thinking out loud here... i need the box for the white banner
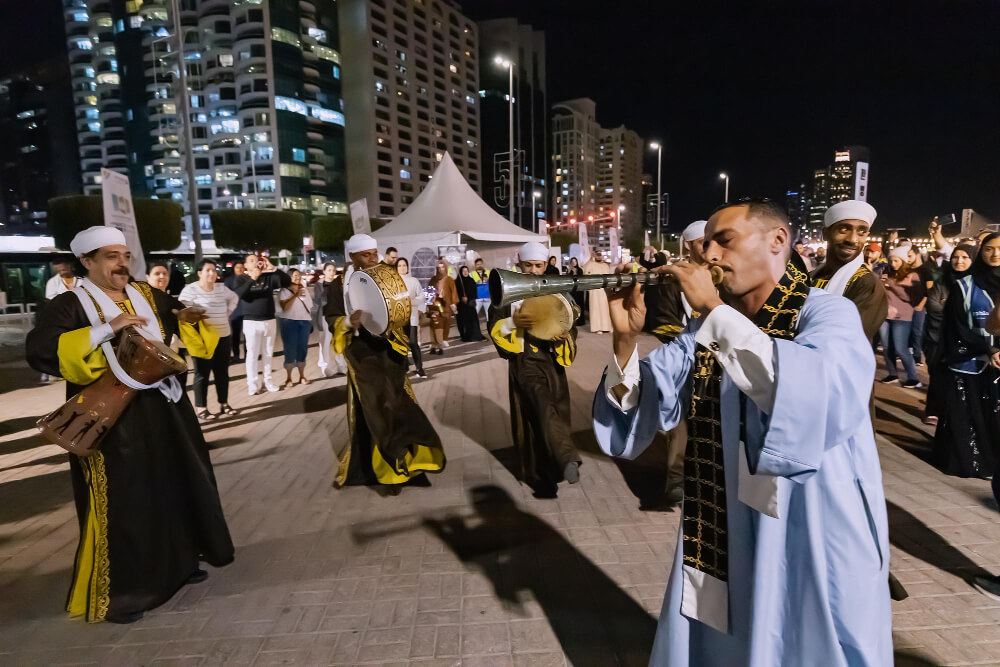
[100,168,145,277]
[608,226,621,264]
[854,161,869,201]
[350,198,371,234]
[577,222,591,263]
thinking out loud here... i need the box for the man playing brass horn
[488,241,582,497]
[329,233,445,493]
[26,226,234,624]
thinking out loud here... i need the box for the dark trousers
[408,324,424,373]
[230,315,243,360]
[193,335,231,408]
[909,309,926,364]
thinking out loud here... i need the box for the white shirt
[179,281,239,336]
[278,287,313,321]
[401,274,426,326]
[45,275,81,300]
[606,304,777,414]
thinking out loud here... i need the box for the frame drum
[347,263,412,335]
[518,293,579,340]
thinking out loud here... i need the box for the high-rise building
[63,0,348,241]
[597,125,642,238]
[0,66,81,235]
[807,167,829,234]
[551,98,598,228]
[829,144,870,204]
[339,0,481,220]
[784,184,807,236]
[477,17,546,232]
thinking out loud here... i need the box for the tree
[48,195,183,251]
[210,209,305,252]
[312,213,353,252]
[548,231,577,251]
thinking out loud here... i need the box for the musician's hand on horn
[109,312,149,334]
[173,306,207,324]
[608,279,645,369]
[656,261,724,315]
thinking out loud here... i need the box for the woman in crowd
[456,265,485,342]
[583,254,612,334]
[922,244,976,426]
[427,259,457,355]
[545,256,561,275]
[395,257,427,378]
[933,234,1000,480]
[179,259,240,419]
[567,256,586,326]
[277,268,314,387]
[880,246,923,388]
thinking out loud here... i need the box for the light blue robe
[593,288,892,666]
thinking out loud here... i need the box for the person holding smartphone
[230,252,291,395]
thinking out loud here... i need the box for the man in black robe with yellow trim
[25,226,234,624]
[488,241,580,497]
[329,234,444,495]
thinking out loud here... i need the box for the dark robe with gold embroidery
[488,303,580,495]
[25,282,234,623]
[328,317,445,487]
[812,264,887,344]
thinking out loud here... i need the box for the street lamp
[494,55,515,224]
[532,190,542,233]
[649,141,663,247]
[719,172,730,203]
[170,0,202,262]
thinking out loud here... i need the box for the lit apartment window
[292,147,306,162]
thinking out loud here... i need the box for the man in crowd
[313,260,347,377]
[864,241,889,276]
[223,262,245,362]
[811,200,887,343]
[794,240,814,271]
[488,241,581,497]
[329,234,444,494]
[230,253,291,395]
[907,243,935,365]
[45,255,81,300]
[26,226,233,624]
[593,200,891,664]
[471,256,491,317]
[384,246,398,267]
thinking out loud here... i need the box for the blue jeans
[881,319,917,382]
[279,318,312,368]
[909,309,926,364]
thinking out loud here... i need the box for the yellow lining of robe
[66,453,110,622]
[371,441,445,484]
[490,317,524,354]
[553,336,576,368]
[332,315,353,354]
[178,321,219,359]
[57,327,108,386]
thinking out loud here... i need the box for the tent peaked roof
[371,152,546,244]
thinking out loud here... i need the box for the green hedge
[48,195,183,252]
[312,213,353,252]
[210,209,305,252]
[548,231,576,251]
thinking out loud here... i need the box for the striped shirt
[179,281,239,336]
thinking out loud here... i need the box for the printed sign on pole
[100,168,146,277]
[350,198,371,234]
[577,222,591,263]
[608,226,621,264]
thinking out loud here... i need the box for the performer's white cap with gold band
[345,233,377,254]
[70,225,128,256]
[681,220,708,242]
[519,241,548,262]
[823,200,877,228]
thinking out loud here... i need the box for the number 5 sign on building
[101,168,146,277]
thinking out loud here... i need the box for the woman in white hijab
[583,253,612,334]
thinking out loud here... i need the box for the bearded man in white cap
[26,226,234,624]
[812,200,887,344]
[328,234,445,494]
[487,241,582,496]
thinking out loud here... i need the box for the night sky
[2,0,998,235]
[464,0,1000,234]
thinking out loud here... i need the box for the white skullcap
[345,234,377,254]
[681,220,708,242]
[889,246,910,261]
[70,225,127,256]
[518,241,548,262]
[824,200,877,228]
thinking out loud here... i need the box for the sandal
[197,409,215,420]
[219,404,238,416]
[298,377,311,385]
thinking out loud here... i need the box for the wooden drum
[347,262,412,336]
[518,294,580,341]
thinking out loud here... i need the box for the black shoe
[563,461,580,484]
[880,376,899,384]
[414,370,427,378]
[901,379,923,389]
[107,611,144,624]
[186,568,208,585]
[973,574,1000,602]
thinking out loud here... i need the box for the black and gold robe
[329,316,445,487]
[25,281,234,623]
[812,264,887,344]
[488,303,580,495]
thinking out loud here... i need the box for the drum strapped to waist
[347,262,412,336]
[37,326,187,457]
[517,294,580,341]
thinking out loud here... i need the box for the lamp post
[649,141,663,247]
[170,0,202,262]
[532,190,542,233]
[494,55,515,224]
[719,172,729,203]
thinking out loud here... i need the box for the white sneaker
[265,383,281,393]
[248,386,260,396]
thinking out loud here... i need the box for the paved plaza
[2,329,1000,666]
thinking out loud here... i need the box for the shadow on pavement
[422,484,656,667]
[0,452,67,473]
[0,415,47,436]
[0,469,73,525]
[887,500,992,583]
[199,385,347,434]
[893,649,941,666]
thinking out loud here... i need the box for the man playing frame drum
[26,226,234,624]
[329,234,445,493]
[488,241,582,497]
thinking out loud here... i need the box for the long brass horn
[488,265,724,308]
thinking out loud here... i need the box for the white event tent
[371,152,548,282]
